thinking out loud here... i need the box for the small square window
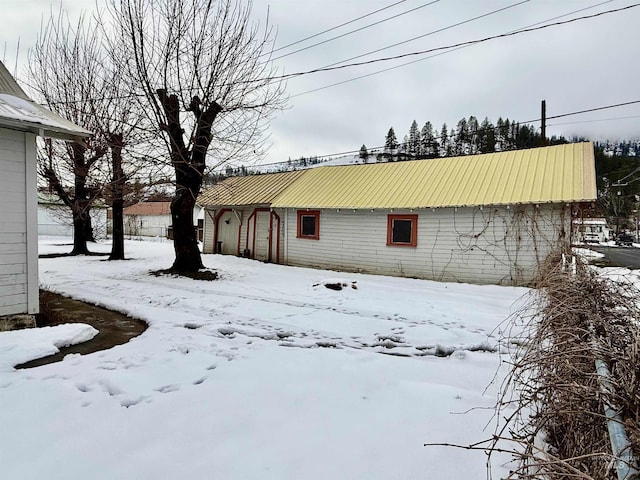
[387,214,418,247]
[297,210,320,240]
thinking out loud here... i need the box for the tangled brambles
[491,252,640,479]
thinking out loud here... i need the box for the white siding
[0,128,37,316]
[203,207,286,262]
[37,205,108,238]
[203,207,250,256]
[202,208,216,253]
[283,205,569,286]
[124,214,171,237]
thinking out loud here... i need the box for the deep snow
[0,237,530,479]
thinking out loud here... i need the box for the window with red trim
[297,210,320,240]
[387,214,418,247]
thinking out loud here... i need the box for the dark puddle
[15,290,147,369]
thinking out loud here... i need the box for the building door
[254,210,270,261]
[217,211,240,255]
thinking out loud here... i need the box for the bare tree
[30,12,108,255]
[30,9,151,259]
[108,0,286,273]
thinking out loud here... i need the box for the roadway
[590,245,640,269]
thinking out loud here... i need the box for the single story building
[0,61,90,321]
[199,142,596,286]
[123,201,204,239]
[123,201,172,237]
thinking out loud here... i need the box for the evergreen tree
[439,123,449,157]
[420,121,437,158]
[399,134,409,159]
[408,120,420,157]
[449,128,456,156]
[455,117,469,155]
[359,144,368,160]
[384,127,398,156]
[467,116,479,154]
[479,117,495,153]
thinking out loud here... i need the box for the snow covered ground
[0,237,529,480]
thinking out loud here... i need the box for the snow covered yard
[1,238,528,479]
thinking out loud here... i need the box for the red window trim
[386,214,418,247]
[296,210,320,240]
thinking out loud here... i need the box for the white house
[0,61,90,321]
[199,143,596,286]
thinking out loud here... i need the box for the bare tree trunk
[71,200,92,255]
[70,143,93,255]
[157,89,221,273]
[171,192,202,271]
[109,133,125,261]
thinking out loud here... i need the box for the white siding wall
[203,207,250,255]
[203,208,216,253]
[202,207,286,262]
[0,128,37,316]
[38,205,108,238]
[124,214,171,237]
[283,205,569,285]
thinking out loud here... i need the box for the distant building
[123,201,172,237]
[572,217,610,244]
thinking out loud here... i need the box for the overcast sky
[3,0,640,166]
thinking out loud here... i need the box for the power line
[549,115,640,127]
[270,0,441,62]
[274,3,640,83]
[20,3,639,106]
[268,0,409,55]
[547,100,640,120]
[321,0,530,69]
[259,99,640,168]
[290,0,619,97]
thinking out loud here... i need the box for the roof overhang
[0,93,92,142]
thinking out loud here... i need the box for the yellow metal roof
[198,170,307,207]
[271,142,597,209]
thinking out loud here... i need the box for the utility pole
[612,181,628,235]
[541,99,546,145]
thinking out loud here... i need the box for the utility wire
[268,0,409,55]
[549,114,640,127]
[19,2,638,105]
[321,0,529,69]
[274,3,640,83]
[258,99,640,167]
[290,0,618,97]
[521,99,640,124]
[270,0,440,62]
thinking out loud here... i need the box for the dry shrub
[491,252,640,479]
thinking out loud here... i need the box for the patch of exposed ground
[15,290,147,369]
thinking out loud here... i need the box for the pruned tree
[108,0,286,273]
